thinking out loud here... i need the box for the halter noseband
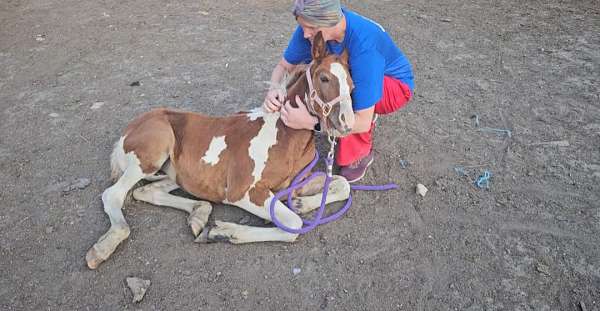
[304,62,351,117]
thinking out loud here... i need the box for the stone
[126,277,151,303]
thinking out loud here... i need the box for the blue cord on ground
[475,170,492,189]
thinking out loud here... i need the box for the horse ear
[340,49,349,65]
[311,31,327,61]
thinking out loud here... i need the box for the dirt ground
[1,0,599,310]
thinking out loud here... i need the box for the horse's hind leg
[292,175,350,214]
[132,179,212,237]
[86,154,148,269]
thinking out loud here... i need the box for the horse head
[286,31,355,137]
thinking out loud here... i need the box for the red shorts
[336,76,412,166]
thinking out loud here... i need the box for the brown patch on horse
[123,109,175,174]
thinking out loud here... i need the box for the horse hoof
[194,228,211,243]
[85,247,105,270]
[188,205,210,237]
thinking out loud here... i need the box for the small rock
[129,81,140,87]
[91,102,105,109]
[536,262,551,276]
[440,18,452,23]
[35,34,46,41]
[241,290,248,299]
[126,277,151,303]
[292,267,301,275]
[45,226,54,234]
[198,10,209,15]
[416,184,428,197]
[49,113,60,118]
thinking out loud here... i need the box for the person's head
[292,0,343,42]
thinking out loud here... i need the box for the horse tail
[110,136,128,182]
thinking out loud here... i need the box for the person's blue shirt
[284,8,414,111]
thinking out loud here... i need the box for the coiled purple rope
[269,150,398,234]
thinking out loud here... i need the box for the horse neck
[279,67,315,150]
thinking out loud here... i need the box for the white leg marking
[133,179,212,236]
[86,152,146,269]
[201,135,227,166]
[211,193,302,243]
[248,112,280,185]
[293,175,350,214]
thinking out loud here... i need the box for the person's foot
[339,151,374,183]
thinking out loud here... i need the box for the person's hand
[263,87,285,112]
[280,95,318,130]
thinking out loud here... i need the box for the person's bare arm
[350,106,375,133]
[263,58,297,112]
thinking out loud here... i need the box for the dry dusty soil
[1,0,599,310]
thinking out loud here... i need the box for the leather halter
[304,62,351,117]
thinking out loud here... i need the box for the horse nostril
[340,114,346,123]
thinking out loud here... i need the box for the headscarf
[292,0,342,27]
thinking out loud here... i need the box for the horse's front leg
[197,190,303,244]
[291,175,350,214]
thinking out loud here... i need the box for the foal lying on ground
[86,32,356,269]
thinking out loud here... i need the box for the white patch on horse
[248,112,279,185]
[330,63,355,127]
[330,63,351,99]
[247,107,265,121]
[201,135,226,166]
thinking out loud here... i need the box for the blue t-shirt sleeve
[350,51,385,111]
[283,26,312,65]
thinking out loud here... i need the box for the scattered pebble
[241,290,248,299]
[416,184,428,197]
[292,267,301,275]
[129,81,140,87]
[91,102,105,110]
[45,226,54,234]
[198,10,209,16]
[35,34,46,42]
[126,277,151,303]
[440,18,452,23]
[49,113,59,118]
[535,262,551,276]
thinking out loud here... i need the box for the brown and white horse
[86,32,355,269]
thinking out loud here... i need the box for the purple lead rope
[269,150,398,234]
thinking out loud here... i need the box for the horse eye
[320,75,330,83]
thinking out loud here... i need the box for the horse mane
[284,64,309,90]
